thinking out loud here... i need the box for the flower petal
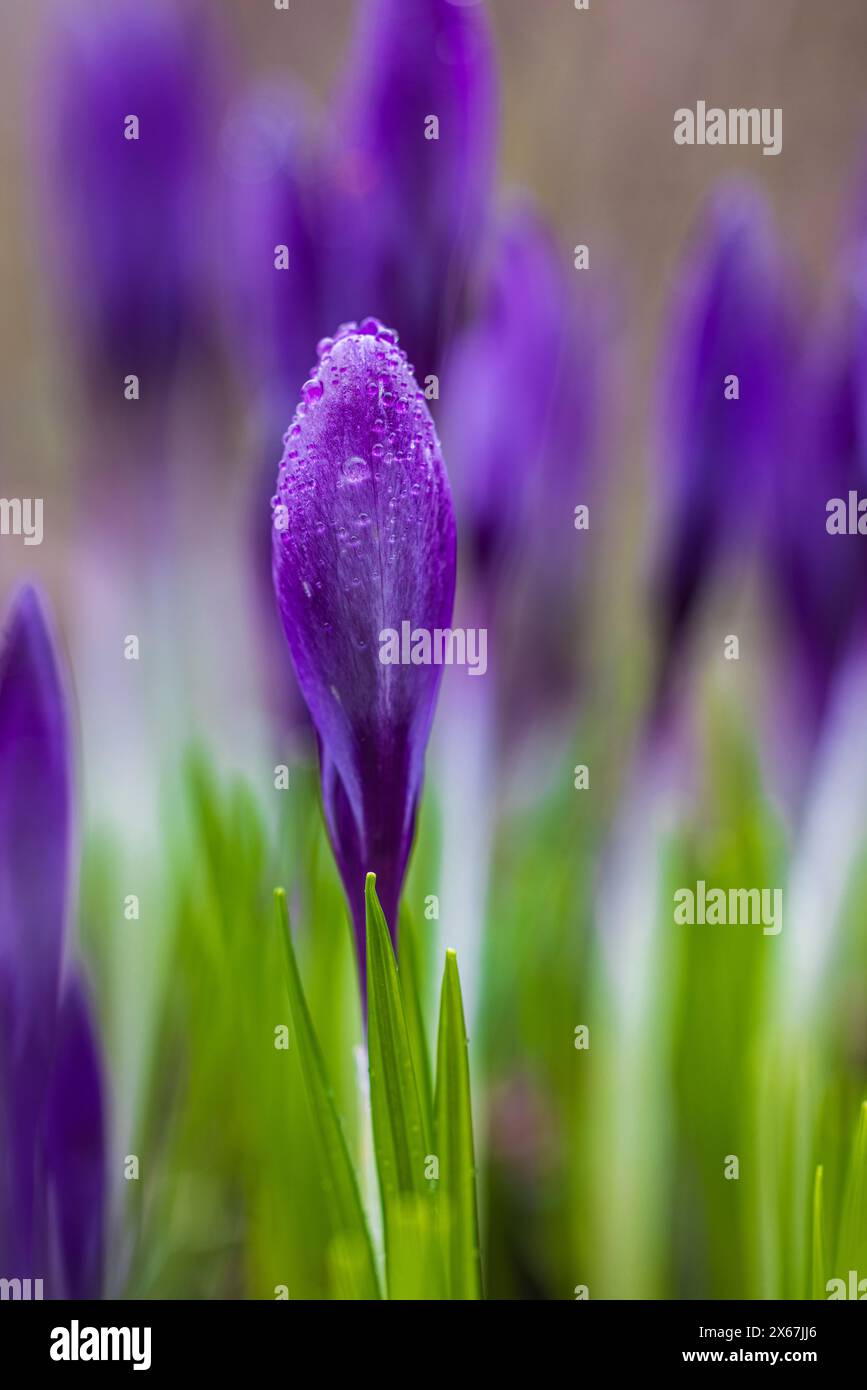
[42,973,107,1300]
[0,585,71,1274]
[655,182,788,663]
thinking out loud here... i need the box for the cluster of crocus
[0,588,106,1298]
[272,320,456,964]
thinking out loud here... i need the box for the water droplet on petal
[301,377,323,404]
[342,455,371,484]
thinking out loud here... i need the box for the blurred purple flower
[654,182,788,688]
[325,0,497,377]
[222,82,324,422]
[222,84,329,739]
[441,200,604,743]
[0,586,105,1297]
[43,0,222,404]
[772,306,867,739]
[272,321,456,961]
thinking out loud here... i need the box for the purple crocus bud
[42,0,221,404]
[271,321,456,959]
[772,309,867,742]
[43,974,107,1300]
[223,83,326,740]
[326,0,496,377]
[654,182,788,687]
[442,200,597,598]
[0,586,105,1296]
[441,200,604,747]
[0,585,70,1278]
[222,81,324,422]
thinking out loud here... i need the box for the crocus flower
[222,81,324,424]
[441,199,604,745]
[272,321,456,961]
[654,181,788,693]
[223,83,330,739]
[0,586,105,1297]
[771,304,867,744]
[42,0,221,406]
[325,0,497,378]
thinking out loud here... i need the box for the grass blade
[835,1100,867,1279]
[365,874,434,1292]
[399,905,434,1138]
[434,948,482,1299]
[811,1165,825,1300]
[386,1196,446,1300]
[275,889,380,1299]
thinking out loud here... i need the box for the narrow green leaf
[327,1232,382,1302]
[275,889,380,1299]
[399,905,434,1140]
[386,1196,446,1301]
[836,1100,867,1278]
[811,1165,825,1300]
[365,874,432,1291]
[434,949,482,1299]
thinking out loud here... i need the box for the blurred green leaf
[365,874,433,1293]
[835,1100,867,1278]
[811,1165,826,1300]
[435,949,482,1300]
[399,905,434,1138]
[386,1196,446,1300]
[276,889,380,1299]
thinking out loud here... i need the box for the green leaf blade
[434,949,482,1300]
[399,905,434,1139]
[835,1100,867,1278]
[365,874,433,1292]
[275,889,380,1299]
[811,1165,825,1301]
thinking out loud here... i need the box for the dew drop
[342,455,371,484]
[301,377,323,404]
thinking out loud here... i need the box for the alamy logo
[0,1277,43,1299]
[50,1320,152,1371]
[0,497,43,546]
[826,1270,867,1299]
[378,621,488,676]
[674,881,783,936]
[674,102,782,156]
